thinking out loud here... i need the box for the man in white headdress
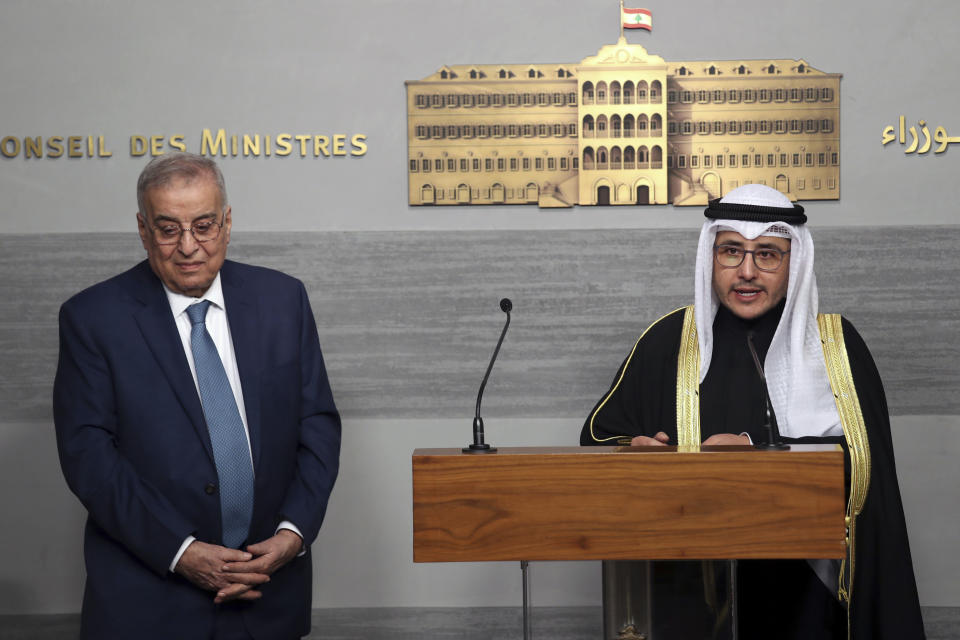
[581,184,924,639]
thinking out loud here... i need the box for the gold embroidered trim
[817,313,871,637]
[676,305,701,449]
[586,307,688,443]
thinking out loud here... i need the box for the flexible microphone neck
[746,331,789,450]
[464,298,512,453]
[475,307,511,421]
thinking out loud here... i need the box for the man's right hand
[174,540,270,603]
[630,431,670,446]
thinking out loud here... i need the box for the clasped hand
[175,529,302,603]
[629,431,750,446]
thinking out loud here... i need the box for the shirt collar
[163,272,225,318]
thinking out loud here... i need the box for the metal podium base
[602,560,737,640]
[603,560,650,640]
[522,560,532,640]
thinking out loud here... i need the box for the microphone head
[499,298,512,313]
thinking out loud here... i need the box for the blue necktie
[186,301,254,549]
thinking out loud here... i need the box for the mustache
[732,282,766,291]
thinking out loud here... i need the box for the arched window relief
[582,115,595,138]
[637,145,649,168]
[636,80,648,103]
[597,115,609,137]
[582,146,596,170]
[582,81,595,105]
[623,114,635,138]
[651,145,663,169]
[611,115,622,138]
[650,80,662,103]
[637,114,649,136]
[623,81,635,104]
[611,81,622,105]
[650,113,663,136]
[525,182,539,202]
[611,146,623,170]
[597,146,609,170]
[596,81,608,104]
[421,184,435,204]
[624,146,636,169]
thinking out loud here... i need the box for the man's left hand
[222,529,303,580]
[702,433,751,446]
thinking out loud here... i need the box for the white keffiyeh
[693,186,842,438]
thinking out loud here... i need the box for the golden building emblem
[406,20,840,208]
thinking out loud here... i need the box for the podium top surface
[413,444,841,456]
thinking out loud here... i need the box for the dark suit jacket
[53,260,341,640]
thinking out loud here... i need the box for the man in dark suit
[53,153,341,639]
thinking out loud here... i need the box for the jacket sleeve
[580,309,683,446]
[581,348,644,445]
[277,282,341,545]
[53,301,196,576]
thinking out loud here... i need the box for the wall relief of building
[406,39,840,208]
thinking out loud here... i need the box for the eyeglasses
[148,215,225,246]
[713,244,790,272]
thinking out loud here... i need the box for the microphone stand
[746,332,790,450]
[463,298,512,453]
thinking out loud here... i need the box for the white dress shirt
[164,274,302,571]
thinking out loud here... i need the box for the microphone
[746,331,790,450]
[463,298,512,453]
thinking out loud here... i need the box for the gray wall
[1,0,958,615]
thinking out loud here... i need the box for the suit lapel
[221,262,263,472]
[127,262,215,464]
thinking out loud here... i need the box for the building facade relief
[406,39,840,208]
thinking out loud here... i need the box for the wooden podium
[413,445,846,562]
[413,445,845,639]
